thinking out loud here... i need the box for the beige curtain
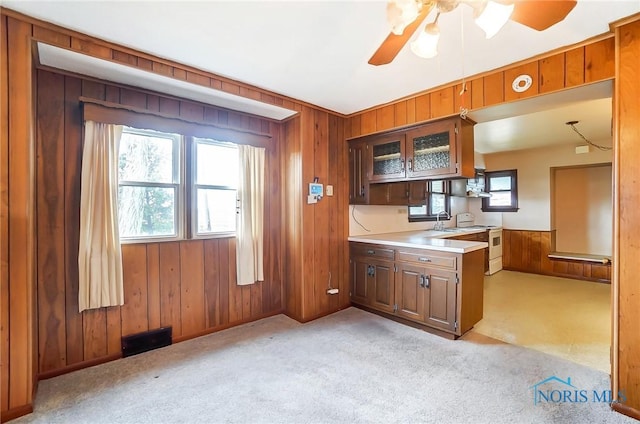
[78,121,124,312]
[236,144,265,285]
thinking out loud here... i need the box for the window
[117,127,240,241]
[118,127,182,240]
[482,169,519,212]
[193,138,238,236]
[408,180,451,221]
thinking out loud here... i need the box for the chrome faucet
[433,210,451,231]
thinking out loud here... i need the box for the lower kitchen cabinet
[351,256,395,313]
[395,264,457,332]
[350,242,484,338]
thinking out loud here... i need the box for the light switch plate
[326,185,334,196]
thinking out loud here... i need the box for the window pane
[196,142,238,187]
[197,188,236,233]
[489,191,513,207]
[118,186,176,238]
[119,131,176,183]
[431,180,444,193]
[489,176,511,191]
[430,193,446,216]
[408,204,427,217]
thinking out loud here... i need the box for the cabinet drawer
[351,244,395,260]
[396,250,457,270]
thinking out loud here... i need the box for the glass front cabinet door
[405,120,457,178]
[368,132,406,182]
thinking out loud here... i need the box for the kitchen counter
[348,228,488,254]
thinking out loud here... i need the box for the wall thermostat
[512,74,533,93]
[307,182,324,204]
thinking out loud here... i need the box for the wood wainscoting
[34,69,284,377]
[502,229,611,283]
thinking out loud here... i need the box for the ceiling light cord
[566,121,612,151]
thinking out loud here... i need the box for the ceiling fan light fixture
[474,0,515,39]
[410,22,440,59]
[387,0,422,35]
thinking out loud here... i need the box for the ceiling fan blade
[510,0,577,31]
[368,3,435,66]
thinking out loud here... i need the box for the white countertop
[348,228,488,254]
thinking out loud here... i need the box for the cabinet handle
[367,265,376,277]
[360,186,365,196]
[424,275,430,288]
[418,257,431,262]
[408,158,413,171]
[419,275,425,288]
[400,159,404,169]
[367,249,375,255]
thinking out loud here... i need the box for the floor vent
[121,327,172,358]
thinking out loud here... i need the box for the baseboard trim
[502,267,611,284]
[1,403,33,422]
[612,402,640,420]
[39,353,122,380]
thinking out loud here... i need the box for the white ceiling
[4,0,639,115]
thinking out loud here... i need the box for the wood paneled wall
[612,17,640,420]
[2,9,350,420]
[1,15,38,420]
[502,230,611,283]
[345,38,615,138]
[34,69,284,378]
[283,107,351,322]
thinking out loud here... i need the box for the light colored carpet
[15,307,634,424]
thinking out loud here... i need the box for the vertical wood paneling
[470,78,484,110]
[218,238,231,325]
[227,238,242,322]
[430,87,455,118]
[565,47,585,87]
[1,14,10,412]
[179,241,206,335]
[313,110,330,316]
[350,114,361,138]
[36,70,67,373]
[159,243,182,337]
[203,239,220,328]
[483,72,504,106]
[502,229,611,283]
[406,98,416,124]
[585,38,615,83]
[394,101,407,127]
[376,104,395,131]
[360,110,377,134]
[82,309,107,360]
[146,243,161,330]
[120,244,149,337]
[539,53,565,94]
[614,18,640,416]
[6,16,35,410]
[63,76,84,366]
[415,93,430,122]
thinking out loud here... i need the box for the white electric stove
[456,213,503,275]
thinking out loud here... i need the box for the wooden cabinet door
[351,258,370,305]
[405,120,457,178]
[349,141,368,204]
[368,132,406,182]
[408,180,427,205]
[395,264,426,322]
[370,260,395,313]
[424,270,458,332]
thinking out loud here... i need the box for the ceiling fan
[369,0,578,65]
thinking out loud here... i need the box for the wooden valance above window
[81,98,273,149]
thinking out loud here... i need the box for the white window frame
[191,137,239,239]
[118,127,184,243]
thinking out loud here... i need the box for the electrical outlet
[397,208,406,214]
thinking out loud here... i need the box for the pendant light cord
[566,121,612,151]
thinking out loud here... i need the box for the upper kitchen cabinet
[348,116,475,199]
[368,132,407,182]
[349,139,369,204]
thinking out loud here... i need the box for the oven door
[488,229,503,260]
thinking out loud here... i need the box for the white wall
[349,196,468,236]
[469,143,612,231]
